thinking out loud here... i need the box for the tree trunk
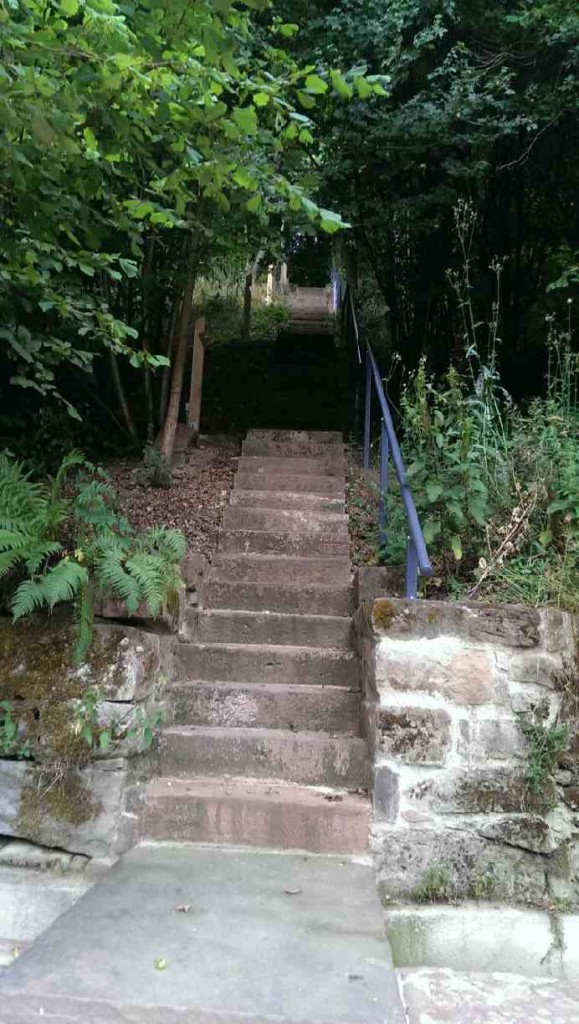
[160,230,199,462]
[241,272,253,342]
[109,350,139,443]
[142,235,157,444]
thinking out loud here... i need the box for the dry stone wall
[356,596,578,908]
[0,616,169,859]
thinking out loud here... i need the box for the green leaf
[59,0,79,15]
[425,481,443,502]
[245,194,262,212]
[304,75,328,95]
[451,535,463,561]
[252,92,270,107]
[279,23,299,38]
[232,107,258,135]
[319,209,346,234]
[330,70,352,99]
[297,91,316,110]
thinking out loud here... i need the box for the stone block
[378,707,451,765]
[370,597,541,648]
[409,767,556,815]
[376,636,496,705]
[506,651,563,689]
[478,807,573,854]
[374,763,400,821]
[457,717,527,761]
[182,551,207,591]
[0,758,128,858]
[373,824,572,906]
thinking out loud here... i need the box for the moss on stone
[372,599,397,631]
[18,765,99,833]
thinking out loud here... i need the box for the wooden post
[266,264,274,305]
[187,317,206,439]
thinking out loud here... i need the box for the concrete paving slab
[0,844,406,1024]
[400,967,579,1024]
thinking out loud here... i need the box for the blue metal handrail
[344,285,433,599]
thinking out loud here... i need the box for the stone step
[175,642,358,688]
[158,727,368,787]
[235,472,345,496]
[143,777,370,853]
[246,429,343,444]
[208,553,351,585]
[218,528,350,558]
[191,608,353,647]
[222,507,348,535]
[230,489,345,513]
[167,681,361,733]
[238,456,344,477]
[201,579,353,615]
[242,438,344,458]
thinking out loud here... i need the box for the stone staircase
[143,429,369,854]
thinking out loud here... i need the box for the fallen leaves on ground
[106,436,240,560]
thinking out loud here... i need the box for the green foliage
[0,453,185,662]
[0,700,31,760]
[521,701,569,803]
[72,686,164,755]
[412,864,454,904]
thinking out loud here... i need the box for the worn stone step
[201,579,353,616]
[246,429,343,445]
[143,777,369,853]
[238,456,344,477]
[191,608,352,647]
[175,642,358,688]
[208,553,351,585]
[230,489,345,513]
[235,472,345,496]
[222,507,348,535]
[167,681,361,733]
[242,438,344,459]
[158,727,368,787]
[218,528,350,558]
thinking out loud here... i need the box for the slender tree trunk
[160,229,199,462]
[241,272,253,342]
[142,235,157,444]
[109,350,139,442]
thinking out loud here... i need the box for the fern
[12,561,88,619]
[0,452,185,659]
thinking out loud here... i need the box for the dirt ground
[106,435,240,561]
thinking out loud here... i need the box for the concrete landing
[0,844,406,1024]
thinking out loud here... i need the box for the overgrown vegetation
[0,452,185,661]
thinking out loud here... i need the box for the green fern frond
[93,544,141,614]
[0,549,25,580]
[25,541,63,575]
[12,561,88,620]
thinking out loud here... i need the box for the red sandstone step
[245,429,343,445]
[201,580,353,616]
[208,554,351,585]
[191,608,352,648]
[142,776,369,854]
[158,727,368,787]
[237,456,345,477]
[242,438,344,458]
[222,507,348,535]
[218,529,350,558]
[175,642,358,688]
[167,680,361,734]
[234,473,344,496]
[230,490,345,513]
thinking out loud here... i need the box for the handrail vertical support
[405,537,419,599]
[363,351,372,469]
[378,417,389,548]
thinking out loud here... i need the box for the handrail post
[405,537,418,599]
[363,351,372,469]
[378,417,389,547]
